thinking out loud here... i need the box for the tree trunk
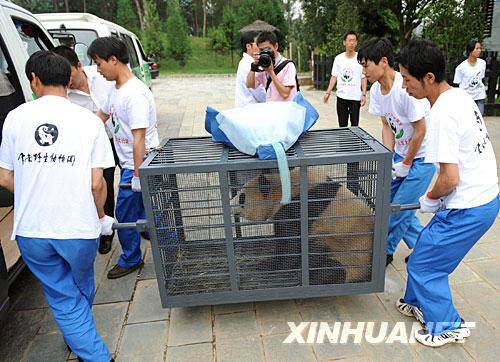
[53,0,58,11]
[194,6,199,36]
[134,0,144,32]
[64,0,69,12]
[202,0,207,38]
[83,0,86,12]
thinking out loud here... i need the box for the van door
[119,33,143,82]
[133,37,152,88]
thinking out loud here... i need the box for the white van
[36,12,153,89]
[0,0,56,320]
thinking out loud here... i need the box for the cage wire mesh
[144,128,390,306]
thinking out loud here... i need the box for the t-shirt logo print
[341,68,354,83]
[35,124,58,146]
[468,73,481,89]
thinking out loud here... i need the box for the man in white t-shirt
[90,37,160,280]
[0,51,114,361]
[358,37,435,266]
[395,38,499,348]
[53,45,118,255]
[235,31,266,107]
[323,31,367,127]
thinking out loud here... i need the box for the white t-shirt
[0,95,114,240]
[235,53,266,107]
[453,58,486,101]
[331,52,365,101]
[102,77,159,169]
[425,88,498,209]
[67,65,115,138]
[369,72,430,158]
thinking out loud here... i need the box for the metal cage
[138,127,393,308]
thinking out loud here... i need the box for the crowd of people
[0,28,496,360]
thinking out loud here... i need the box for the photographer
[246,31,297,102]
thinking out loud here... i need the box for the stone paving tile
[255,300,303,336]
[117,321,168,361]
[312,334,364,360]
[296,296,347,323]
[449,262,482,285]
[168,306,212,346]
[213,302,254,315]
[480,241,500,259]
[214,311,259,341]
[92,302,129,354]
[360,332,419,361]
[215,336,265,362]
[454,281,500,327]
[0,309,47,361]
[376,266,408,322]
[23,333,69,362]
[413,343,473,361]
[457,308,500,360]
[10,268,48,310]
[467,258,500,289]
[261,334,316,362]
[166,343,214,362]
[462,244,492,262]
[127,279,169,324]
[137,247,156,281]
[335,294,390,322]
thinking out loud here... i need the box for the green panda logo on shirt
[340,68,354,83]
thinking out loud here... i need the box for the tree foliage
[116,0,139,33]
[300,0,337,49]
[166,0,192,67]
[141,0,165,59]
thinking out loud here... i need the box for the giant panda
[230,168,374,285]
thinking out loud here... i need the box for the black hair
[343,30,358,41]
[240,31,259,53]
[466,39,480,56]
[87,36,129,64]
[256,31,277,46]
[52,45,79,67]
[396,38,446,83]
[25,50,71,87]
[357,37,394,67]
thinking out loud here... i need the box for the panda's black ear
[258,174,271,198]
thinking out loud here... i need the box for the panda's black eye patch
[239,192,246,206]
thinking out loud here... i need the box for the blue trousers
[17,236,111,362]
[404,195,499,335]
[387,153,435,255]
[115,168,145,268]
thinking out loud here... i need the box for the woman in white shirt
[453,39,487,115]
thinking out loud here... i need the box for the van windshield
[49,29,98,66]
[12,18,53,56]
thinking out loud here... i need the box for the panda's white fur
[231,168,374,284]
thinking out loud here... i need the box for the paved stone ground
[1,75,499,361]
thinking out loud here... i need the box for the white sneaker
[396,298,425,324]
[415,320,471,347]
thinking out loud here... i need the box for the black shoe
[386,254,393,266]
[141,232,150,240]
[405,253,411,264]
[107,261,144,279]
[98,235,113,254]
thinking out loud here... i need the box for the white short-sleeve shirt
[0,95,114,240]
[331,52,365,101]
[425,88,498,209]
[235,53,266,107]
[453,58,487,101]
[369,72,430,158]
[102,77,159,169]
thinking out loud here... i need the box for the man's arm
[381,117,395,151]
[91,167,106,218]
[323,76,337,104]
[360,77,367,107]
[96,109,110,123]
[403,118,425,165]
[246,68,256,89]
[0,168,14,192]
[427,163,459,199]
[266,66,292,99]
[132,128,146,175]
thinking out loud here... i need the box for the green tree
[422,0,486,64]
[219,5,238,66]
[322,0,365,56]
[300,0,337,49]
[116,0,139,33]
[166,0,192,67]
[208,27,230,66]
[141,0,165,59]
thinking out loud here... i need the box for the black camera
[258,47,275,68]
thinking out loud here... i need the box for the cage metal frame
[138,127,393,308]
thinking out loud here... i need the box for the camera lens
[259,54,272,68]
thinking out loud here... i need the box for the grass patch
[158,37,238,75]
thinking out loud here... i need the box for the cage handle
[112,219,149,232]
[390,203,420,214]
[120,183,131,189]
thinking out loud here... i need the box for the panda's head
[230,173,281,221]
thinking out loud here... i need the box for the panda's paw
[309,258,347,285]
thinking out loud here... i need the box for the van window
[48,29,98,66]
[120,34,139,69]
[135,38,149,61]
[12,18,53,56]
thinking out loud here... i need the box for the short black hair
[396,38,446,83]
[52,45,79,67]
[256,31,277,46]
[343,30,358,41]
[88,36,129,64]
[25,50,71,87]
[466,39,479,56]
[357,37,394,67]
[241,31,259,53]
